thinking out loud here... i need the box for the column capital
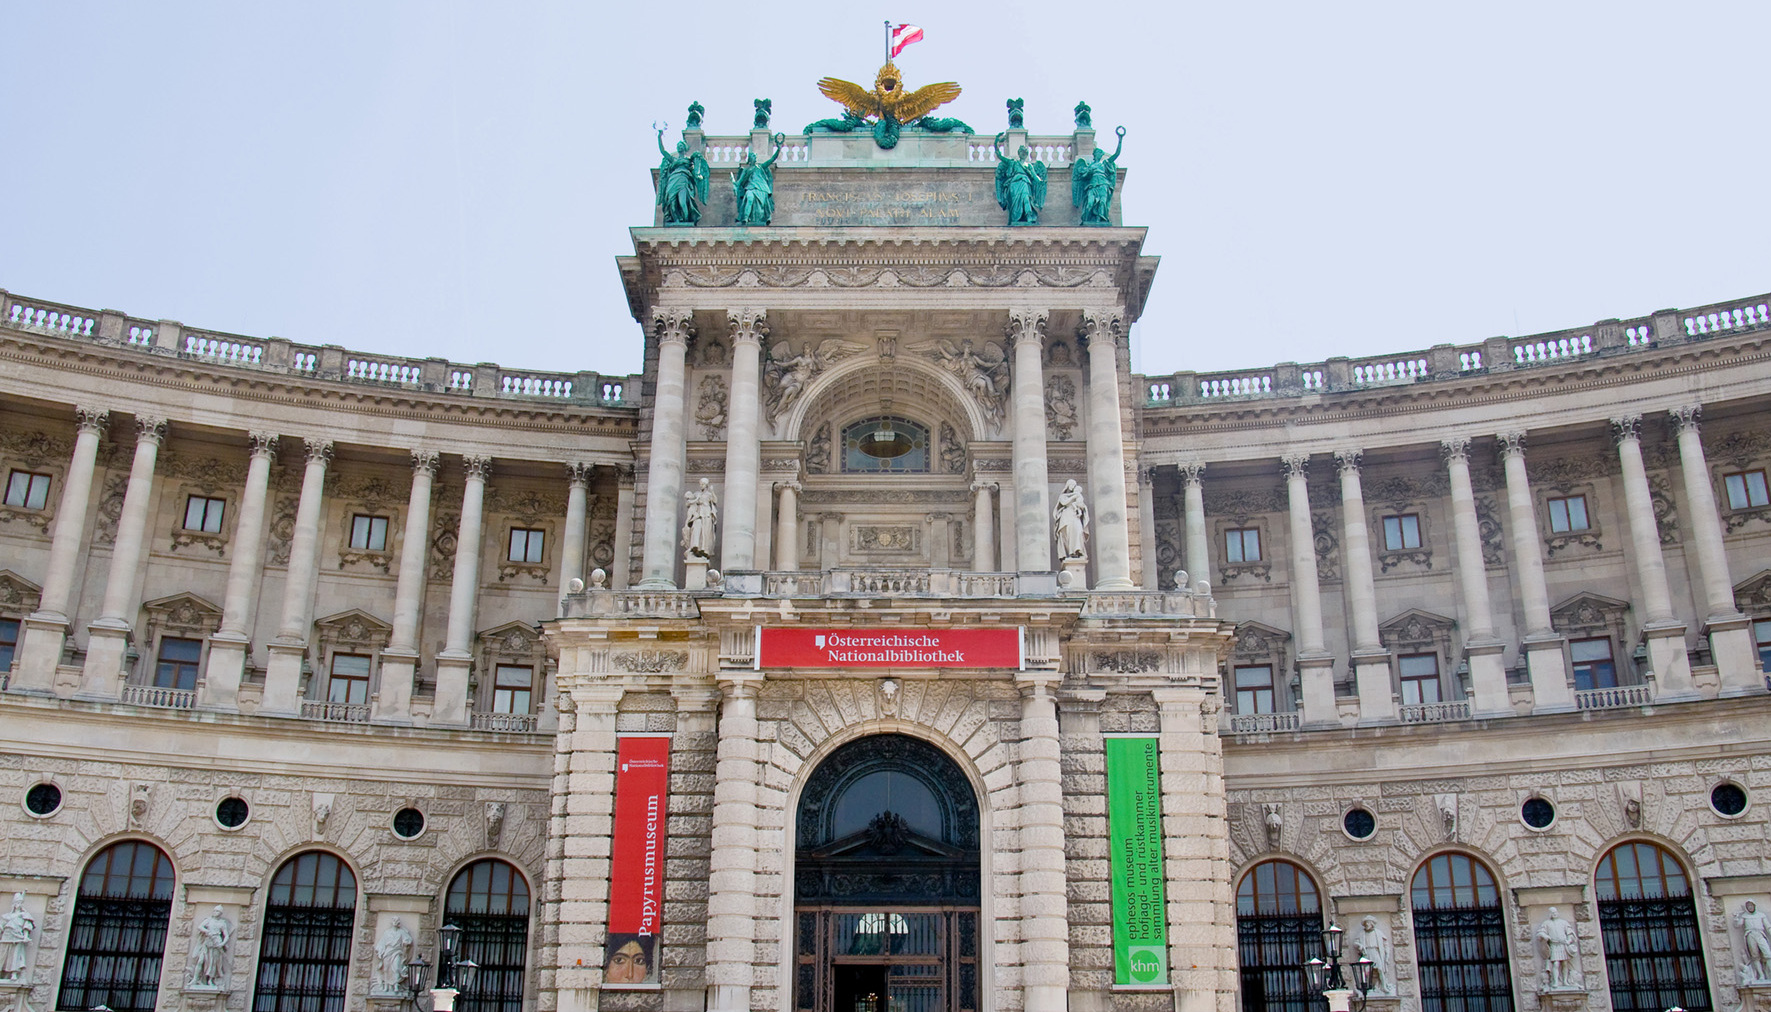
[461,455,492,481]
[1334,448,1363,476]
[1280,453,1310,480]
[136,416,168,446]
[74,406,110,436]
[726,308,769,345]
[1439,436,1471,464]
[567,461,595,487]
[1014,672,1063,697]
[1178,461,1206,486]
[1076,308,1124,348]
[653,308,697,346]
[970,479,999,494]
[718,676,762,701]
[1610,414,1644,444]
[410,449,440,477]
[303,437,334,465]
[773,478,802,494]
[1496,431,1528,460]
[1669,404,1702,436]
[248,431,280,461]
[669,683,722,713]
[1004,308,1049,349]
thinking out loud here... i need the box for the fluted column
[261,438,333,714]
[1613,414,1696,696]
[639,310,694,588]
[1016,674,1070,1008]
[1442,438,1510,716]
[1180,462,1208,589]
[1081,308,1134,588]
[79,415,166,698]
[1336,450,1394,722]
[561,462,592,593]
[1497,432,1574,711]
[1669,406,1760,693]
[971,479,997,571]
[705,678,759,1012]
[14,407,108,692]
[721,309,766,571]
[1283,454,1336,726]
[374,449,438,724]
[1008,309,1052,571]
[773,480,800,570]
[202,431,278,708]
[434,455,490,726]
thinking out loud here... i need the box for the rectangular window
[1233,664,1275,715]
[183,495,226,534]
[1571,637,1619,691]
[4,470,51,510]
[1547,495,1590,533]
[1399,653,1442,705]
[493,664,534,714]
[327,653,371,704]
[1725,470,1770,509]
[1755,619,1771,673]
[350,514,389,551]
[154,636,203,691]
[1224,527,1261,564]
[0,618,18,675]
[508,527,546,564]
[1382,514,1423,550]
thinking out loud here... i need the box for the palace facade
[1,107,1768,1012]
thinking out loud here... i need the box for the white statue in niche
[1053,479,1089,560]
[1736,899,1771,984]
[373,917,414,995]
[186,906,232,989]
[1535,907,1580,991]
[681,478,718,560]
[1351,915,1394,994]
[0,893,35,982]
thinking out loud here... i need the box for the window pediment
[1379,609,1457,651]
[1549,592,1630,636]
[313,609,393,652]
[1735,570,1771,614]
[141,592,223,636]
[0,570,43,615]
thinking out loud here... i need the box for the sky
[4,2,1768,379]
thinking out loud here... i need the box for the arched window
[841,416,930,473]
[58,840,175,1012]
[1235,860,1322,1012]
[1595,841,1711,1012]
[446,860,531,1012]
[1410,853,1514,1012]
[252,851,358,1012]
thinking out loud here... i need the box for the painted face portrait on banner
[602,933,656,985]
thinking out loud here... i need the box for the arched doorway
[445,859,531,1012]
[1235,860,1323,1012]
[252,851,358,1012]
[57,840,176,1012]
[1594,841,1711,1012]
[1410,852,1514,1012]
[793,734,980,1012]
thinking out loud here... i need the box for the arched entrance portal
[794,733,981,1012]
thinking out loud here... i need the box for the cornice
[627,226,1150,256]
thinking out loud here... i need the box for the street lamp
[431,923,479,1012]
[403,952,431,1008]
[1302,923,1376,1012]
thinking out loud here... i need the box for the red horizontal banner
[757,628,1022,669]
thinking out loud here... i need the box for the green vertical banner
[1105,736,1169,986]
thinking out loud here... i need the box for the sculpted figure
[655,131,710,226]
[682,479,718,560]
[763,339,861,422]
[993,134,1048,226]
[1351,916,1394,994]
[186,906,232,989]
[731,134,788,226]
[1535,907,1579,990]
[932,338,1009,428]
[1071,126,1126,226]
[1054,480,1089,560]
[0,893,35,981]
[752,97,772,130]
[1737,899,1771,983]
[373,917,414,995]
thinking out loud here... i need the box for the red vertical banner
[604,736,671,987]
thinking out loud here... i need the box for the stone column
[1612,415,1696,697]
[1336,450,1395,722]
[14,407,107,692]
[545,684,624,1004]
[202,431,278,708]
[1008,309,1052,572]
[1016,673,1070,1008]
[706,677,760,1012]
[612,465,636,589]
[1081,309,1135,589]
[1139,467,1160,590]
[560,462,592,595]
[434,455,490,726]
[639,310,695,588]
[1283,455,1336,726]
[721,309,766,571]
[374,449,438,724]
[1670,406,1760,693]
[1497,432,1574,711]
[773,480,800,570]
[1180,463,1209,589]
[261,438,333,714]
[1151,688,1238,1012]
[1441,438,1511,716]
[971,479,997,572]
[79,415,167,698]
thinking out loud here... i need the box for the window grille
[446,860,531,1012]
[1595,842,1710,1012]
[57,841,176,1012]
[1410,853,1513,1012]
[1235,860,1324,1012]
[252,852,358,1012]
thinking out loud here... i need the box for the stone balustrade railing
[1143,292,1771,407]
[562,590,701,620]
[1574,684,1654,711]
[120,684,198,710]
[470,711,541,732]
[1228,711,1301,735]
[724,569,1024,599]
[1078,590,1212,619]
[0,290,636,409]
[1398,700,1473,724]
[300,700,371,723]
[691,133,1078,167]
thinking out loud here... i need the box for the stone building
[0,94,1768,1012]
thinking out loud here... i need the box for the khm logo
[814,635,827,649]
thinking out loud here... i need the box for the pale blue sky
[4,2,1767,378]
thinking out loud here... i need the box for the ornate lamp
[1304,957,1327,994]
[435,923,467,991]
[454,958,480,995]
[404,952,431,997]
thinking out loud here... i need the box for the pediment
[1549,592,1631,633]
[1232,621,1291,657]
[141,591,223,634]
[0,570,43,613]
[477,620,542,657]
[313,608,393,650]
[1379,609,1457,649]
[1735,570,1771,612]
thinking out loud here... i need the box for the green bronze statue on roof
[1071,126,1126,226]
[655,128,709,225]
[993,134,1047,226]
[732,133,788,226]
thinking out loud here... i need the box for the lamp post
[1303,923,1375,1012]
[430,923,479,1012]
[402,952,431,1010]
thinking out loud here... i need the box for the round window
[1342,807,1377,840]
[215,797,250,829]
[392,807,426,839]
[24,782,62,818]
[1711,782,1748,817]
[1521,797,1556,830]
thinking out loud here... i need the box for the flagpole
[884,20,891,61]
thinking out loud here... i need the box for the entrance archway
[793,733,980,1012]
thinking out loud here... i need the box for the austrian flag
[890,23,924,58]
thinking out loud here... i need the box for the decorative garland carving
[611,650,688,673]
[1044,375,1077,440]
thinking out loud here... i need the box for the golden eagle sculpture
[804,62,973,149]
